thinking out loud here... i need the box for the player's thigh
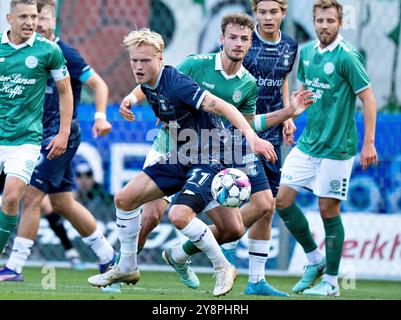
[207,206,243,238]
[116,171,165,209]
[2,176,29,209]
[40,195,53,215]
[314,156,355,201]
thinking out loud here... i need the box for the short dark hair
[313,0,343,23]
[221,13,254,36]
[37,0,56,13]
[10,0,37,11]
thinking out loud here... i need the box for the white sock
[115,207,141,273]
[305,248,325,265]
[6,237,34,274]
[248,238,270,283]
[221,240,239,250]
[323,274,338,287]
[179,218,230,269]
[171,244,191,263]
[82,227,114,265]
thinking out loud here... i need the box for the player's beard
[318,29,339,47]
[226,51,244,63]
[37,27,53,40]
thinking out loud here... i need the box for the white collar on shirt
[1,28,36,49]
[215,52,244,80]
[314,34,343,54]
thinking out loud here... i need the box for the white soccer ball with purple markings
[211,168,251,207]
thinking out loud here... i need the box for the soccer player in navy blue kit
[0,0,116,282]
[221,0,299,295]
[87,28,279,297]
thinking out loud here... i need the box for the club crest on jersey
[233,90,242,103]
[324,62,335,75]
[283,54,291,66]
[0,57,5,63]
[25,56,38,69]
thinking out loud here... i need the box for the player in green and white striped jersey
[0,0,73,260]
[276,0,379,297]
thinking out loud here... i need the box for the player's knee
[252,196,274,220]
[276,194,290,210]
[168,205,193,230]
[1,192,21,211]
[221,227,243,243]
[318,199,340,219]
[142,207,163,226]
[114,191,137,211]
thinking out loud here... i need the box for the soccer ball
[211,168,251,207]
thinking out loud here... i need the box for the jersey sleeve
[176,54,198,76]
[340,50,371,94]
[63,45,95,84]
[48,44,69,81]
[170,73,208,110]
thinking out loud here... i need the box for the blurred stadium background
[0,0,400,283]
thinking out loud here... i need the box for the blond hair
[250,0,287,12]
[123,29,164,55]
[313,0,343,23]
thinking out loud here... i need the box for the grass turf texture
[0,267,399,300]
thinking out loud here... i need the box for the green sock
[277,203,318,253]
[323,216,344,276]
[0,210,18,254]
[183,239,201,256]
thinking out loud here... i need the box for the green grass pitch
[0,267,399,300]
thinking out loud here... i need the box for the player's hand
[283,120,296,145]
[119,97,136,121]
[360,142,379,171]
[46,132,69,160]
[289,90,314,117]
[93,119,112,138]
[253,136,278,163]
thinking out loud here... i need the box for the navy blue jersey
[244,29,298,145]
[42,38,94,149]
[141,66,226,164]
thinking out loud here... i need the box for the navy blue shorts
[260,145,282,197]
[144,160,224,214]
[30,146,78,194]
[235,152,270,195]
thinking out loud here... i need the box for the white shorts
[280,147,355,200]
[0,144,41,185]
[143,148,173,203]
